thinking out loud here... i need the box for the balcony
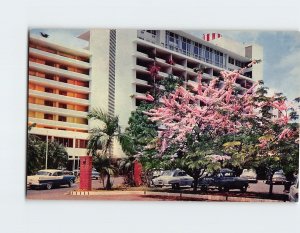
[156,58,166,64]
[134,79,152,87]
[174,63,185,70]
[29,103,88,118]
[29,48,91,69]
[29,126,89,139]
[158,71,169,78]
[202,73,213,80]
[66,147,89,157]
[29,62,90,81]
[28,117,89,130]
[135,51,153,62]
[29,75,90,94]
[133,92,147,101]
[134,65,149,73]
[29,89,89,106]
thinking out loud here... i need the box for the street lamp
[45,130,48,169]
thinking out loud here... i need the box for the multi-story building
[28,34,91,168]
[28,29,263,162]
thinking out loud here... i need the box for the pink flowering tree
[143,60,299,191]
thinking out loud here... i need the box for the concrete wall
[88,29,110,129]
[113,29,137,158]
[246,44,264,82]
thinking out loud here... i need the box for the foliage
[27,124,68,175]
[93,155,118,189]
[87,108,128,189]
[140,60,299,191]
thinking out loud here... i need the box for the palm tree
[93,155,117,190]
[87,108,131,189]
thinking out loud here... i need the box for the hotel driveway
[26,179,289,201]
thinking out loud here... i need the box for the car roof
[38,169,62,173]
[220,168,233,173]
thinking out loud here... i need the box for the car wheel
[200,185,208,192]
[46,183,52,190]
[68,180,74,187]
[172,183,180,190]
[240,185,247,193]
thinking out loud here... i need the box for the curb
[69,190,283,202]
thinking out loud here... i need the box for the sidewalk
[69,190,284,202]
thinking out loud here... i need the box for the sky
[30,29,300,101]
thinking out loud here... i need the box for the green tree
[27,124,68,175]
[27,124,43,175]
[93,155,118,189]
[39,140,68,169]
[87,108,129,189]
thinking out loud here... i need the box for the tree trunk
[193,175,199,193]
[268,172,274,196]
[106,173,112,190]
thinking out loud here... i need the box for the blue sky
[30,29,300,101]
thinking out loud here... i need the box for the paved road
[26,178,289,201]
[247,180,286,194]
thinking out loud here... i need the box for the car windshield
[274,172,284,176]
[243,169,256,174]
[162,171,173,176]
[36,171,51,176]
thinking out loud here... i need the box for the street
[26,179,289,201]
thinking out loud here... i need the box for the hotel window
[45,74,54,80]
[58,116,66,122]
[59,90,67,96]
[59,64,68,70]
[228,57,235,65]
[44,100,54,107]
[235,60,243,67]
[45,87,53,93]
[59,103,67,109]
[44,114,53,120]
[75,139,88,148]
[53,137,73,147]
[59,77,68,83]
[146,30,157,35]
[45,61,55,67]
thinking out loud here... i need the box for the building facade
[28,29,263,161]
[28,35,91,167]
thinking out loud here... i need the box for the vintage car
[266,170,287,185]
[198,168,249,192]
[289,176,298,202]
[91,170,100,180]
[152,169,194,189]
[240,169,258,183]
[27,169,76,190]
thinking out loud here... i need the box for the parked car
[152,169,194,189]
[63,170,74,175]
[240,169,258,183]
[152,169,164,179]
[198,168,249,192]
[72,169,80,177]
[266,170,287,185]
[27,169,76,190]
[289,176,298,202]
[92,171,100,180]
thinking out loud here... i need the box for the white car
[289,176,298,202]
[240,169,258,183]
[152,169,194,189]
[27,169,76,190]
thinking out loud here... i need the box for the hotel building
[28,29,263,162]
